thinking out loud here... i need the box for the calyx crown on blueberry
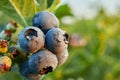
[18,26,45,53]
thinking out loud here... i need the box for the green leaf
[48,0,61,12]
[34,0,47,10]
[0,0,48,26]
[47,0,54,8]
[54,4,73,19]
[0,11,10,25]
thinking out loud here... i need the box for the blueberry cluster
[19,11,69,80]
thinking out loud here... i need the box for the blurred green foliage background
[0,0,120,80]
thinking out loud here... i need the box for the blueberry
[45,28,69,54]
[32,11,59,34]
[28,49,58,74]
[45,28,69,66]
[18,27,45,53]
[20,60,44,80]
[20,60,32,78]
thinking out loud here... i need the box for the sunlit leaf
[34,0,47,10]
[54,4,73,19]
[0,0,49,26]
[48,0,61,12]
[47,0,54,8]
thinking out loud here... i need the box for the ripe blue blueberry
[45,28,69,54]
[45,28,69,66]
[32,11,59,34]
[28,49,58,74]
[20,60,44,80]
[20,60,32,78]
[18,27,45,53]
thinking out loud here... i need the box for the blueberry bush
[0,0,120,80]
[0,0,69,80]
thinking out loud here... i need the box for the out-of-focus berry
[18,27,45,53]
[28,49,58,74]
[0,56,12,73]
[32,11,59,34]
[0,39,8,53]
[0,29,12,40]
[6,21,18,33]
[69,33,87,47]
[8,46,19,59]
